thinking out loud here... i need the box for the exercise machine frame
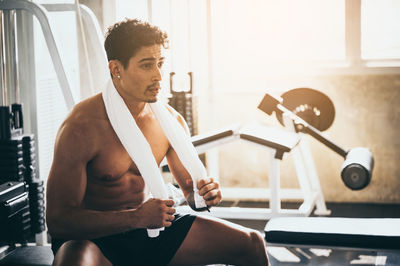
[176,121,331,220]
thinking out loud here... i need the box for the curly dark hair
[104,18,168,69]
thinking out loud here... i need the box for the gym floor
[223,201,400,266]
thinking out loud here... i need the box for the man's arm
[46,121,175,240]
[165,109,222,207]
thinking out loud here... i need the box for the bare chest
[82,120,169,210]
[88,124,169,180]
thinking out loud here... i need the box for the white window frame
[203,0,400,78]
[343,0,400,75]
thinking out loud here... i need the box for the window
[211,0,347,89]
[33,1,80,181]
[361,0,400,60]
[115,0,149,22]
[207,0,400,90]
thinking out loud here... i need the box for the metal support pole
[3,9,19,104]
[0,0,75,110]
[0,11,7,106]
[269,150,281,214]
[297,136,331,215]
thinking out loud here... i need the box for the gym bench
[176,122,331,220]
[264,217,400,251]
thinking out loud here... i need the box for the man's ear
[109,60,122,79]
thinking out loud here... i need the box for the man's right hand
[134,198,176,229]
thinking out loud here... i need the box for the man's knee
[53,240,110,266]
[62,239,94,250]
[248,230,266,254]
[239,230,267,265]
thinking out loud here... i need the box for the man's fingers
[166,207,176,215]
[197,177,214,189]
[199,182,219,196]
[163,199,175,207]
[203,190,219,201]
[206,197,220,206]
[205,190,222,206]
[164,213,175,222]
[164,221,172,227]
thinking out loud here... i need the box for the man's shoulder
[164,104,189,132]
[69,93,108,125]
[60,93,110,140]
[165,104,181,119]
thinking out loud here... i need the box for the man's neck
[112,79,148,119]
[126,101,148,119]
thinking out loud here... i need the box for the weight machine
[0,0,102,263]
[176,87,374,221]
[258,88,374,191]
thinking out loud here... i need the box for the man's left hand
[186,177,222,207]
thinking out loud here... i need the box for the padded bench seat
[264,217,400,250]
[0,246,53,266]
[239,123,299,159]
[192,125,238,147]
[191,123,300,159]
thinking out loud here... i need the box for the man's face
[118,44,164,103]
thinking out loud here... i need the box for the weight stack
[0,136,26,183]
[0,134,36,184]
[28,180,45,234]
[22,135,37,184]
[168,91,199,136]
[0,104,44,236]
[0,181,32,245]
[168,91,206,168]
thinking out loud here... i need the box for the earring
[117,75,121,79]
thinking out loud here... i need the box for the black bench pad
[265,217,400,250]
[191,123,300,159]
[0,246,53,266]
[239,123,299,152]
[192,125,237,147]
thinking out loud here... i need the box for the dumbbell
[258,88,374,190]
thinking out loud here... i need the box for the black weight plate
[0,139,23,146]
[0,151,23,159]
[0,158,24,166]
[276,88,335,131]
[0,145,23,153]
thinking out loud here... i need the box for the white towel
[102,80,207,237]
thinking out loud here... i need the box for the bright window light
[361,0,400,60]
[211,0,345,87]
[211,0,345,63]
[115,0,148,23]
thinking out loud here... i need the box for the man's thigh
[169,215,266,266]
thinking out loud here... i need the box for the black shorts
[51,214,196,266]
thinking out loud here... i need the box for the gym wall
[209,74,400,204]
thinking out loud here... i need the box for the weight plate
[276,88,335,131]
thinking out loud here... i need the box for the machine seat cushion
[192,125,237,146]
[240,124,300,153]
[0,246,53,266]
[264,217,400,250]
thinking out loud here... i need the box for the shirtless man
[46,19,269,266]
